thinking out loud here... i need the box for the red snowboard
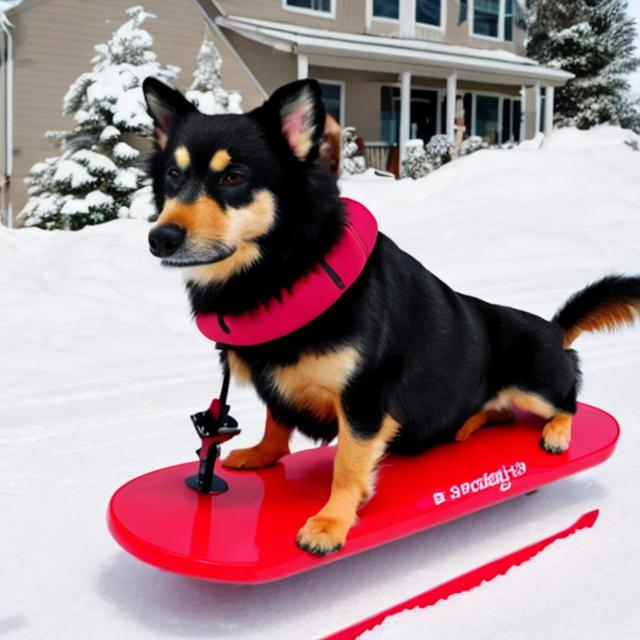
[107,402,618,583]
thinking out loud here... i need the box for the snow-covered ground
[2,125,640,640]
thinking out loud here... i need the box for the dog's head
[143,78,337,290]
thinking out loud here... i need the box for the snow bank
[2,127,640,640]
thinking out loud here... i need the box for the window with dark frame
[285,0,332,14]
[373,0,399,20]
[319,82,342,125]
[416,0,441,27]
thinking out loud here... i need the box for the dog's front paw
[296,515,348,556]
[222,446,285,469]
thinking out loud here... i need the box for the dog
[142,77,640,556]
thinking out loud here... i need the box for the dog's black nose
[148,224,186,257]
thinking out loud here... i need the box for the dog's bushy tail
[553,275,640,347]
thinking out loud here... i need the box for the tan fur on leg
[456,410,489,441]
[455,408,514,441]
[222,408,292,469]
[296,412,400,555]
[541,412,572,454]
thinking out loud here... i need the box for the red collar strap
[195,197,378,347]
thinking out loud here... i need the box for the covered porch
[217,15,573,168]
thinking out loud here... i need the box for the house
[197,0,573,170]
[0,0,572,224]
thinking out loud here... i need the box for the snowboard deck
[107,402,619,584]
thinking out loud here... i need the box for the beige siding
[219,0,365,34]
[224,31,297,96]
[10,0,263,212]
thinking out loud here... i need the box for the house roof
[217,15,574,87]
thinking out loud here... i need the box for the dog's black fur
[143,77,640,455]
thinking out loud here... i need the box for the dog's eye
[167,168,181,179]
[220,172,245,186]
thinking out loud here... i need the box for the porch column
[534,82,541,134]
[520,84,526,141]
[399,70,411,162]
[544,85,555,137]
[446,71,457,142]
[296,54,308,80]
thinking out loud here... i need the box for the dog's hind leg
[510,390,573,454]
[222,407,292,469]
[455,407,514,441]
[296,411,400,555]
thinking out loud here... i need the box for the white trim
[544,84,554,137]
[400,0,415,37]
[471,93,477,136]
[282,0,336,20]
[519,84,526,141]
[534,82,541,133]
[446,71,457,142]
[399,71,411,162]
[217,15,574,86]
[317,78,346,126]
[436,90,443,134]
[297,53,309,79]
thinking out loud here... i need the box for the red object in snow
[322,509,600,640]
[107,402,618,584]
[194,197,378,347]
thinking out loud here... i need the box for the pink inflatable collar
[195,197,378,347]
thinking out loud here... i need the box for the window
[473,0,500,38]
[472,0,514,40]
[465,93,521,143]
[475,95,500,143]
[504,0,513,41]
[284,0,333,16]
[319,81,344,125]
[459,0,468,24]
[502,97,521,142]
[373,0,399,20]
[416,0,441,27]
[380,86,440,144]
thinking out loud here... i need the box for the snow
[52,158,96,189]
[3,125,640,639]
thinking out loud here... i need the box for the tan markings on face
[183,190,277,285]
[210,149,231,172]
[174,146,190,170]
[227,351,252,385]
[157,196,228,241]
[271,347,359,422]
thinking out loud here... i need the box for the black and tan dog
[143,77,640,555]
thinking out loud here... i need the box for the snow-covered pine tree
[20,6,180,230]
[525,0,640,131]
[186,35,242,115]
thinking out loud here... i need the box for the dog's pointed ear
[263,79,326,162]
[142,78,194,149]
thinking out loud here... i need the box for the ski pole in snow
[323,510,599,640]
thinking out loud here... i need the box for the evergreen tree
[20,6,180,230]
[525,0,640,131]
[186,35,242,115]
